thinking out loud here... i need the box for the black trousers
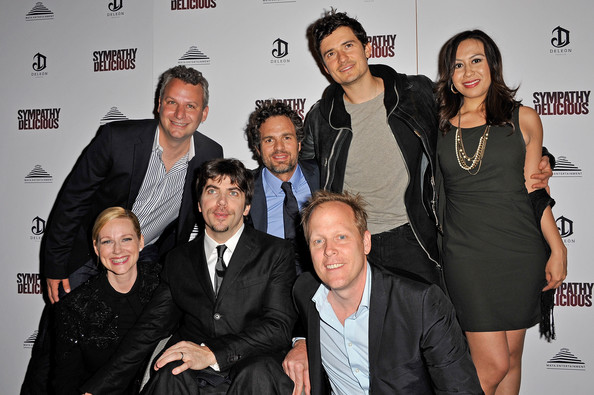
[368,223,444,288]
[141,354,293,395]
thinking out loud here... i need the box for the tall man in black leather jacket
[284,10,553,395]
[301,11,443,286]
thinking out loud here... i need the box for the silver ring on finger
[180,351,184,360]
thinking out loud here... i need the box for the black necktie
[214,244,227,295]
[281,181,299,240]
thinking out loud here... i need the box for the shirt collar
[153,126,195,162]
[203,223,245,257]
[262,163,304,197]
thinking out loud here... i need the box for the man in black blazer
[21,66,223,395]
[244,101,319,274]
[43,65,222,303]
[290,191,482,394]
[82,158,296,394]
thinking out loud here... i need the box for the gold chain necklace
[454,113,490,175]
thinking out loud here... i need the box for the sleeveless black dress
[437,107,547,331]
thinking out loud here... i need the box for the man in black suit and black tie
[82,158,296,395]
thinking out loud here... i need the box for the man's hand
[283,339,310,395]
[154,341,217,375]
[47,278,70,304]
[530,155,553,190]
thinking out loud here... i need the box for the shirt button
[355,368,360,373]
[214,313,221,320]
[348,342,352,347]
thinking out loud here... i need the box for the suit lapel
[127,121,157,208]
[368,268,388,374]
[190,234,217,303]
[296,274,326,394]
[250,168,268,232]
[176,131,201,240]
[215,227,256,301]
[300,159,321,192]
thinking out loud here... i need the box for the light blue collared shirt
[312,263,372,395]
[262,164,311,238]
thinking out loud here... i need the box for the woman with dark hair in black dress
[435,30,567,395]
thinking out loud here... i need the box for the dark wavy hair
[244,100,304,163]
[436,29,520,134]
[196,158,254,206]
[310,9,368,62]
[158,65,209,108]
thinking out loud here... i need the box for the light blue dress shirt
[312,263,372,395]
[262,164,311,238]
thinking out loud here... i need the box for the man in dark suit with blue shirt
[244,101,319,275]
[292,190,482,395]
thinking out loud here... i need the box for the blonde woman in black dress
[53,208,160,394]
[435,30,567,395]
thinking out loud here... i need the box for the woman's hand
[542,246,567,291]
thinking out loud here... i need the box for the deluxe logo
[100,107,129,125]
[107,0,125,17]
[547,348,586,370]
[255,98,306,119]
[550,26,572,54]
[271,38,290,64]
[93,48,137,72]
[555,282,593,307]
[31,216,46,240]
[25,165,52,183]
[171,0,217,10]
[533,91,589,116]
[178,46,210,65]
[17,273,42,295]
[18,108,60,130]
[26,2,54,21]
[368,34,397,58]
[24,331,38,348]
[553,156,582,177]
[31,52,48,77]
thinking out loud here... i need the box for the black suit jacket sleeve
[81,281,182,395]
[207,239,297,371]
[418,285,483,394]
[44,122,132,279]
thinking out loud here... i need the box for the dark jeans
[141,355,293,395]
[368,223,443,288]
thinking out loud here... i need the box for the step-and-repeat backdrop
[1,1,591,393]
